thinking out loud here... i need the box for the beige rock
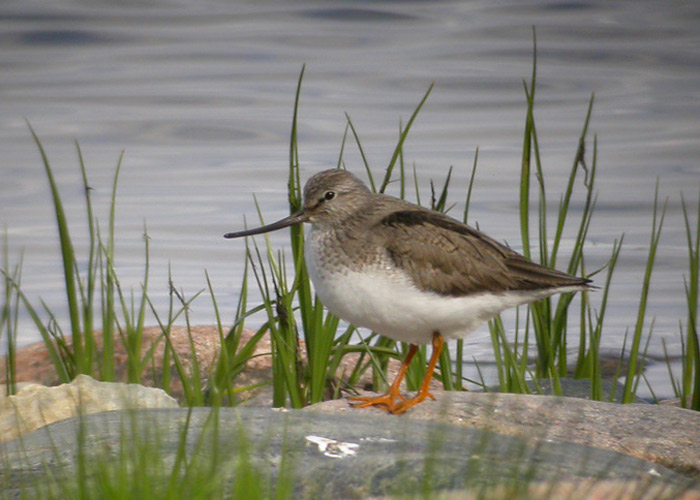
[0,374,177,443]
[0,326,281,404]
[0,326,228,402]
[0,326,432,405]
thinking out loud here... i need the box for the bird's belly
[304,234,557,345]
[305,261,527,345]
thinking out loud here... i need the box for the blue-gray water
[1,0,699,399]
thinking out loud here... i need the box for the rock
[0,382,36,397]
[0,326,424,406]
[0,326,231,402]
[0,326,643,406]
[1,408,698,499]
[368,480,700,500]
[306,391,700,478]
[0,374,177,444]
[0,326,294,405]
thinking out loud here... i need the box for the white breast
[304,229,573,345]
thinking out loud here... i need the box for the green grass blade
[27,122,85,373]
[379,83,434,193]
[432,166,453,213]
[345,113,375,192]
[462,147,479,225]
[1,236,22,395]
[288,65,304,213]
[551,93,595,268]
[519,31,537,261]
[412,163,421,206]
[75,142,97,375]
[622,182,667,403]
[135,224,150,335]
[1,272,71,381]
[680,188,700,409]
[101,150,125,381]
[398,120,406,199]
[336,122,350,170]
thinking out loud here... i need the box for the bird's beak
[224,209,309,239]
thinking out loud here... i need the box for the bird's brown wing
[378,209,590,296]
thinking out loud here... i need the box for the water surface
[1,0,699,399]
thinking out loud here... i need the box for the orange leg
[349,343,418,413]
[391,332,444,415]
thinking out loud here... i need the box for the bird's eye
[323,191,335,201]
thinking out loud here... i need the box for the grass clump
[0,133,268,407]
[2,37,700,500]
[242,38,700,407]
[665,187,700,410]
[1,39,699,411]
[248,42,599,403]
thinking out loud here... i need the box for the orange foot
[349,390,405,413]
[349,344,418,413]
[349,333,445,415]
[349,387,434,414]
[391,389,435,415]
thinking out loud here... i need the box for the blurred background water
[1,0,699,399]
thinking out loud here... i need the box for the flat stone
[368,481,700,500]
[0,374,177,444]
[307,391,700,478]
[1,408,697,499]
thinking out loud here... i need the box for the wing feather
[378,209,590,296]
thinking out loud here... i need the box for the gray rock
[1,407,698,499]
[0,374,178,444]
[308,391,700,478]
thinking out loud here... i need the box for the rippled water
[1,0,699,398]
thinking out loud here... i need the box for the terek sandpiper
[225,169,592,414]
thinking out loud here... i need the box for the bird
[224,169,592,414]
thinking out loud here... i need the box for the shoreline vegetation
[2,40,700,499]
[2,47,698,411]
